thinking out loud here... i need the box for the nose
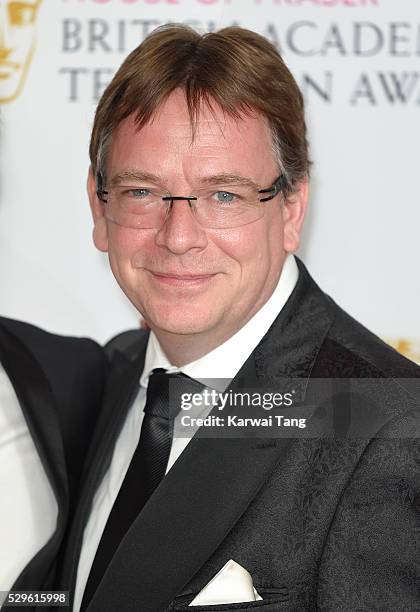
[155,199,208,254]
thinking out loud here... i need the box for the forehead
[107,90,277,181]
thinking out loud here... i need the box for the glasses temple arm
[258,175,287,202]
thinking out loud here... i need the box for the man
[0,317,105,606]
[61,25,420,611]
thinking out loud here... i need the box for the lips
[152,272,215,280]
[149,271,217,286]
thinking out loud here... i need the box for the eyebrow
[196,174,260,190]
[109,171,260,190]
[109,171,162,187]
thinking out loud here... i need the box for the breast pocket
[170,588,291,611]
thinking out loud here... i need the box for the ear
[87,166,108,253]
[282,178,309,253]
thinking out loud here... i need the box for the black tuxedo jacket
[0,317,106,600]
[60,260,420,611]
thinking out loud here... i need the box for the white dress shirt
[0,363,58,591]
[73,254,299,612]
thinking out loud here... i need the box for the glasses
[97,174,286,230]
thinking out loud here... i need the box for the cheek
[208,230,259,285]
[108,225,155,255]
[106,226,152,276]
[267,208,286,259]
[211,228,246,257]
[212,213,283,274]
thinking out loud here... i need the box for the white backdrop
[0,0,419,363]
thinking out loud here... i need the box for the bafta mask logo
[0,0,42,104]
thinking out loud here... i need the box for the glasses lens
[105,186,165,229]
[103,184,265,229]
[194,187,264,228]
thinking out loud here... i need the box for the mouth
[149,271,218,287]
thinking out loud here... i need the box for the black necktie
[81,368,203,611]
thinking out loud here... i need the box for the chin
[145,307,220,337]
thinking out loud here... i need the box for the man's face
[89,90,307,347]
[0,0,41,103]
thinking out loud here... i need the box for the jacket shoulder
[0,317,107,503]
[325,300,420,378]
[0,315,106,428]
[315,298,420,411]
[0,316,103,363]
[105,328,149,362]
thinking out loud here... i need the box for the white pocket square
[189,559,262,606]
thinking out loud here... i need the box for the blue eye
[129,188,150,198]
[215,191,234,204]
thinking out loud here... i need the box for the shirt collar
[140,254,299,389]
